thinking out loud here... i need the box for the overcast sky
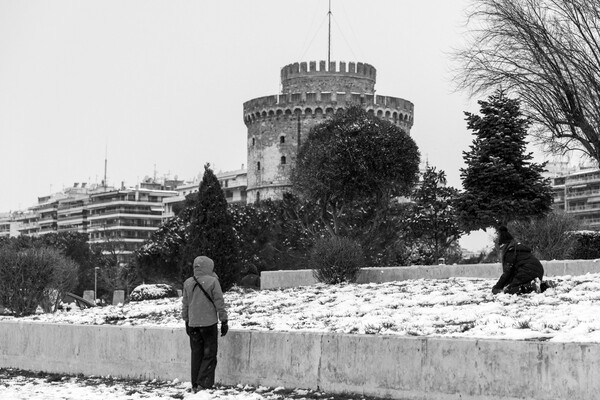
[1,0,517,250]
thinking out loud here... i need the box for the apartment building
[162,168,247,221]
[550,166,600,228]
[86,187,177,262]
[31,194,64,236]
[1,182,176,262]
[12,210,39,236]
[1,169,247,261]
[0,213,14,238]
[57,194,90,233]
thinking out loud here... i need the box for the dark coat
[240,264,260,289]
[493,240,544,293]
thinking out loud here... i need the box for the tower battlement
[281,61,376,80]
[243,91,413,130]
[281,61,376,93]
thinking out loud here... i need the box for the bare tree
[455,0,600,165]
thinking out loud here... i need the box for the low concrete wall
[261,259,600,289]
[1,321,599,400]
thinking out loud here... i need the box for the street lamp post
[94,267,100,303]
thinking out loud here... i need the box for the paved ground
[0,368,387,400]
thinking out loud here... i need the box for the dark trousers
[504,268,542,294]
[189,323,218,388]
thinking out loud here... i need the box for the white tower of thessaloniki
[243,60,414,203]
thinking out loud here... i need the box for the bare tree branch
[454,0,600,165]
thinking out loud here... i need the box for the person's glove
[221,321,229,337]
[492,287,502,295]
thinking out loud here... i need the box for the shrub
[129,284,179,302]
[570,231,600,259]
[310,236,365,284]
[508,212,582,260]
[0,246,78,316]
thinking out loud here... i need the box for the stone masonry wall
[246,112,322,203]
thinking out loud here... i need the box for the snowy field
[2,273,600,342]
[2,273,600,399]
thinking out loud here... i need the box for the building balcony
[87,224,160,232]
[566,204,600,214]
[566,174,600,185]
[57,226,85,233]
[88,237,147,244]
[18,222,38,230]
[33,206,57,214]
[57,205,85,213]
[88,198,169,207]
[57,216,85,224]
[566,191,600,201]
[87,212,163,220]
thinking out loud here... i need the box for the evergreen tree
[407,165,462,264]
[456,90,553,231]
[135,215,186,285]
[180,164,239,290]
[290,105,420,239]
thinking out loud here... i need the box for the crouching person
[182,256,229,392]
[492,226,544,295]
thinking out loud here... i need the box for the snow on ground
[2,273,600,342]
[0,368,375,400]
[3,273,600,398]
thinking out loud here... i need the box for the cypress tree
[180,164,239,290]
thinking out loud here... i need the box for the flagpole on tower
[327,0,332,65]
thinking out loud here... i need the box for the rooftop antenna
[327,0,332,65]
[103,143,108,190]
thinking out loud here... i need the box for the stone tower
[243,60,414,203]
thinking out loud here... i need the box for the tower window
[252,138,256,146]
[257,162,261,171]
[281,156,286,165]
[280,136,285,144]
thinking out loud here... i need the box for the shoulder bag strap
[192,276,215,307]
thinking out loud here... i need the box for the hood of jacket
[193,256,214,277]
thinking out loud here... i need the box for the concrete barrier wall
[261,259,600,289]
[1,321,599,400]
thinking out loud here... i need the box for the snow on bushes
[310,236,364,284]
[129,284,178,302]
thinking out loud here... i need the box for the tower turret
[280,61,376,93]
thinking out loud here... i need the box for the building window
[257,162,261,171]
[252,138,255,146]
[256,192,260,203]
[281,156,286,165]
[280,135,285,144]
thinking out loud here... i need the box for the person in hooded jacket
[182,256,228,392]
[492,226,544,295]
